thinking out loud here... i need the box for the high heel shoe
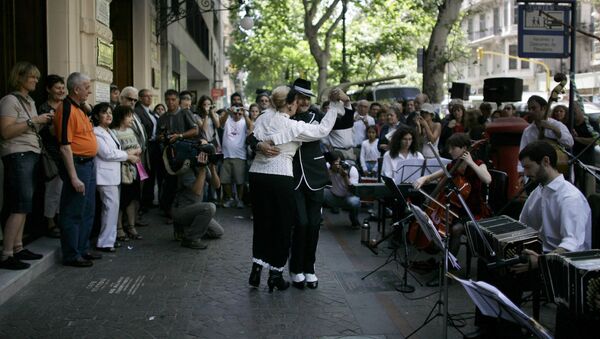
[248,263,262,288]
[126,227,143,240]
[267,270,289,292]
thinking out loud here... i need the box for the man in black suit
[135,89,162,210]
[285,79,354,289]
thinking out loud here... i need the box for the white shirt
[518,118,573,172]
[519,174,591,252]
[222,116,247,160]
[327,163,360,197]
[360,139,380,172]
[381,150,424,184]
[325,128,353,149]
[250,102,344,177]
[352,114,376,147]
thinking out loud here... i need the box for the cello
[407,139,488,253]
[538,73,569,174]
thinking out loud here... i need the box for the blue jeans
[59,160,96,262]
[2,152,39,213]
[323,188,361,226]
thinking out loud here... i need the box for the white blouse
[360,139,380,172]
[250,101,344,177]
[381,150,424,184]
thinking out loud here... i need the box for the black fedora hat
[292,78,315,97]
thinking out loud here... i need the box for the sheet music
[409,203,460,270]
[451,274,554,339]
[392,158,451,184]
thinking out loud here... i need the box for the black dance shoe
[267,270,289,292]
[248,263,262,288]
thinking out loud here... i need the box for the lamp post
[341,0,348,83]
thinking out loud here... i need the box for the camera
[340,161,352,171]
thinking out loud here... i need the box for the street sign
[517,4,570,58]
[211,88,224,99]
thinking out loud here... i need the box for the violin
[407,139,488,253]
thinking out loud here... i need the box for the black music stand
[406,142,495,339]
[360,176,425,293]
[449,273,553,339]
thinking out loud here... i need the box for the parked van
[347,84,420,103]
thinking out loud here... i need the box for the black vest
[292,111,330,190]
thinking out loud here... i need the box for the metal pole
[341,0,348,83]
[568,1,577,132]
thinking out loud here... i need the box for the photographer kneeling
[323,151,361,229]
[172,150,224,249]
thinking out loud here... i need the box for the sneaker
[181,238,208,250]
[236,200,245,209]
[14,249,43,260]
[223,199,236,208]
[0,256,30,270]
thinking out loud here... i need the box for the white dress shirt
[250,101,344,177]
[519,174,591,252]
[381,150,424,183]
[352,114,376,146]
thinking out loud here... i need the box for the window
[493,8,500,34]
[479,14,486,38]
[186,0,210,59]
[468,19,474,40]
[509,44,517,69]
[521,59,530,69]
[504,0,510,27]
[594,11,600,62]
[171,72,180,92]
[513,3,519,25]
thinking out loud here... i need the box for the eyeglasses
[125,97,138,103]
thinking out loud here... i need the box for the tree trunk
[423,0,463,103]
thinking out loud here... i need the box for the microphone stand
[558,142,600,182]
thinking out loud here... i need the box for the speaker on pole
[449,82,470,100]
[483,78,523,103]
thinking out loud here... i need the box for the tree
[302,0,345,96]
[422,0,463,103]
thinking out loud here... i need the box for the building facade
[0,0,233,108]
[452,0,600,102]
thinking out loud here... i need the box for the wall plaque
[96,0,110,27]
[97,39,114,70]
[96,82,110,103]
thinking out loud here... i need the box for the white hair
[66,72,90,93]
[120,86,139,98]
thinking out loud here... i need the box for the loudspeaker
[483,78,523,103]
[449,82,470,100]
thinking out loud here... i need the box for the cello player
[412,133,491,257]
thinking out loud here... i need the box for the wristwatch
[179,133,183,140]
[26,119,34,128]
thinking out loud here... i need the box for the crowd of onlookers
[1,60,597,272]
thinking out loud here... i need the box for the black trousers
[250,173,295,270]
[141,141,164,208]
[289,183,324,275]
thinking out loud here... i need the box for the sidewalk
[0,205,556,338]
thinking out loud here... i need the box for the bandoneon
[466,215,542,261]
[539,250,600,315]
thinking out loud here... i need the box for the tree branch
[315,0,341,31]
[303,0,317,25]
[324,12,344,45]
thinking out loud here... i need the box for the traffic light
[476,47,484,62]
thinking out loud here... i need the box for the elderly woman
[111,105,144,241]
[248,86,347,292]
[0,62,54,270]
[93,103,140,252]
[38,74,66,238]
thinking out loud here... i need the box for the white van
[347,84,421,103]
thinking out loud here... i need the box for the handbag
[121,162,136,184]
[12,94,59,181]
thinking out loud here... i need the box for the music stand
[449,273,554,339]
[360,176,425,292]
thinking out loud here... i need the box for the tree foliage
[228,0,466,100]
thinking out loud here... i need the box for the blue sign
[518,4,570,58]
